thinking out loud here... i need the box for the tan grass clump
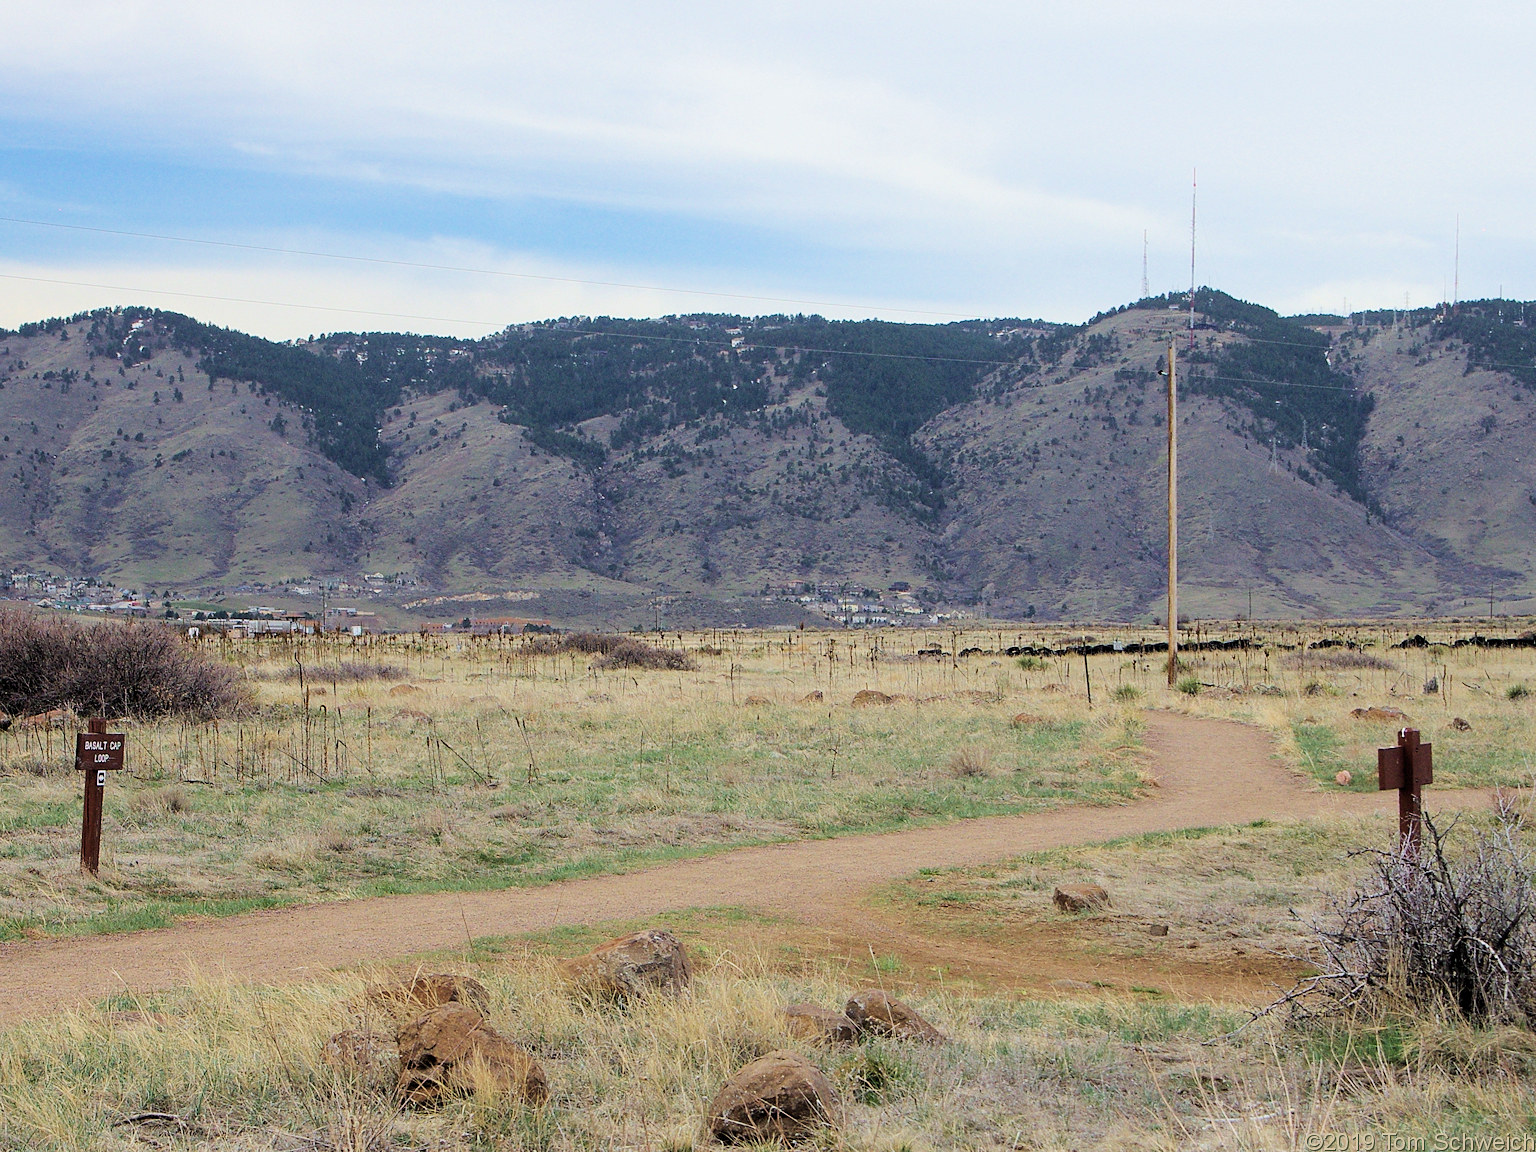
[947,746,991,778]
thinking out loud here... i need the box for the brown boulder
[1350,706,1410,723]
[396,1004,547,1106]
[843,989,945,1044]
[1053,883,1110,913]
[800,690,824,703]
[707,1049,841,1144]
[743,695,771,707]
[1450,716,1472,732]
[851,690,893,707]
[368,972,491,1018]
[1010,712,1046,727]
[558,928,692,1000]
[388,684,424,697]
[781,1003,858,1045]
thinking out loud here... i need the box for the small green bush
[1016,655,1049,671]
[1112,684,1142,702]
[1508,684,1530,701]
[1176,676,1202,696]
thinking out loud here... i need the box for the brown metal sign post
[1377,726,1432,858]
[75,718,126,876]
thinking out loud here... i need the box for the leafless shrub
[270,661,404,683]
[947,746,991,778]
[319,826,355,853]
[1279,799,1536,1028]
[592,640,696,671]
[1284,649,1396,671]
[132,786,190,816]
[563,632,624,655]
[514,631,696,670]
[0,609,249,720]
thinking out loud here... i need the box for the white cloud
[0,2,1531,324]
[0,233,987,340]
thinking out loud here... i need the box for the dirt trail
[0,713,1491,1025]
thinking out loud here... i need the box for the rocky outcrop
[1350,706,1410,723]
[851,690,893,707]
[395,1004,547,1106]
[781,1003,858,1045]
[559,928,693,1000]
[1052,883,1110,913]
[367,972,491,1018]
[843,989,945,1044]
[707,1050,841,1144]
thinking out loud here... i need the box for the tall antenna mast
[1166,339,1178,685]
[1188,169,1197,341]
[1142,230,1150,299]
[1453,214,1460,312]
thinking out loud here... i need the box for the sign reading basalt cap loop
[75,733,125,773]
[74,720,125,876]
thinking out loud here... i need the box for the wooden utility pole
[1166,340,1178,685]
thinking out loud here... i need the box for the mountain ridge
[3,291,1532,624]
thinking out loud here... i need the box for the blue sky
[0,1,1530,338]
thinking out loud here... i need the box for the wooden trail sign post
[1377,726,1432,858]
[75,718,125,876]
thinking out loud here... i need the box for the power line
[0,215,974,320]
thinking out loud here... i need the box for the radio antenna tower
[1142,230,1150,299]
[1453,215,1460,312]
[1188,170,1197,342]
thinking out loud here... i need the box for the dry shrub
[1288,798,1536,1028]
[1284,649,1396,671]
[513,632,695,670]
[563,632,625,655]
[947,747,991,778]
[272,662,405,683]
[592,640,695,671]
[319,826,355,853]
[0,610,248,720]
[132,786,190,816]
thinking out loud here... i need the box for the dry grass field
[5,888,1535,1151]
[1,627,1148,941]
[3,618,1536,1149]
